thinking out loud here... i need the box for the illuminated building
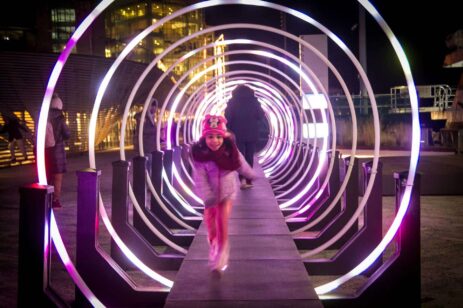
[105,0,217,89]
[0,1,226,167]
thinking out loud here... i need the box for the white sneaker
[240,178,247,190]
[216,244,230,271]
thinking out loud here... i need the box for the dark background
[204,0,462,93]
[1,0,461,93]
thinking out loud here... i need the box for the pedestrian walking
[0,116,29,162]
[225,85,265,189]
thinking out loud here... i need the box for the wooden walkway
[165,163,322,307]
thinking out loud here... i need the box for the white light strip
[303,93,328,109]
[98,195,177,285]
[50,212,105,307]
[152,40,312,195]
[303,123,329,138]
[161,169,201,215]
[179,153,195,185]
[37,1,113,305]
[126,187,188,253]
[172,165,204,205]
[315,0,420,294]
[145,170,196,231]
[37,0,114,184]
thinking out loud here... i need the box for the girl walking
[191,114,255,274]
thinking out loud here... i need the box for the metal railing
[390,84,455,110]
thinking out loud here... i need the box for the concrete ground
[0,149,462,307]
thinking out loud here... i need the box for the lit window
[302,93,328,109]
[105,48,112,58]
[302,123,329,138]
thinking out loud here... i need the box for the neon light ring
[37,0,419,300]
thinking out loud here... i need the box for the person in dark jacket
[0,116,28,162]
[224,85,265,189]
[133,98,158,156]
[45,93,70,209]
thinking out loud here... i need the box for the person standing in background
[225,85,265,189]
[134,98,158,156]
[45,93,70,209]
[0,116,29,163]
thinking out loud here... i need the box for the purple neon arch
[36,0,420,298]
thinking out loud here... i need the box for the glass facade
[105,1,216,89]
[51,8,76,52]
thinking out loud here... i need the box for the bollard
[294,155,358,250]
[391,171,421,306]
[111,160,183,271]
[307,150,341,230]
[134,154,192,246]
[75,168,168,307]
[334,155,360,247]
[110,160,133,269]
[361,160,383,275]
[304,160,383,275]
[156,149,201,229]
[286,149,340,231]
[278,146,321,215]
[18,184,67,307]
[132,156,155,242]
[163,149,174,183]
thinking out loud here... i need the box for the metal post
[361,160,383,275]
[111,160,183,271]
[392,171,421,306]
[307,150,341,230]
[160,149,201,228]
[304,160,382,275]
[111,160,132,269]
[321,171,421,307]
[18,184,67,307]
[359,4,368,115]
[334,155,359,247]
[133,156,150,238]
[294,156,358,250]
[75,168,168,306]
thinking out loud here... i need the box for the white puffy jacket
[193,152,255,207]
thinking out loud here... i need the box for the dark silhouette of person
[134,98,158,156]
[225,85,265,189]
[45,93,70,208]
[0,116,28,163]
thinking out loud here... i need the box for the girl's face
[205,133,224,151]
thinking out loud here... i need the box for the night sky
[1,0,461,93]
[204,0,462,93]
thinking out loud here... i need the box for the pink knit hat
[201,114,227,137]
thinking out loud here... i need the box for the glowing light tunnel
[36,0,420,301]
